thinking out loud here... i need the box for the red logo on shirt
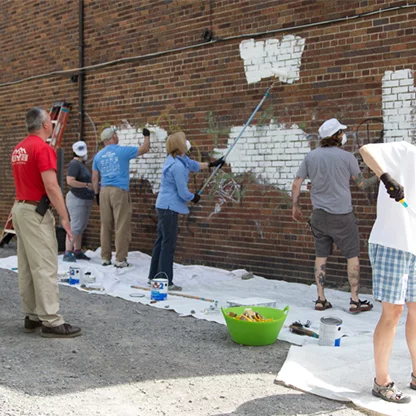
[11,147,28,163]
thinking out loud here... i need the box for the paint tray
[226,297,277,308]
[221,306,289,346]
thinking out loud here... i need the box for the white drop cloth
[1,248,415,415]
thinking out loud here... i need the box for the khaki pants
[11,202,64,327]
[100,187,132,262]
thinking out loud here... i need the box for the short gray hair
[25,107,49,133]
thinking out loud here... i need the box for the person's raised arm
[359,145,386,178]
[138,128,151,156]
[359,144,404,202]
[352,172,379,190]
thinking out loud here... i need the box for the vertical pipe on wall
[78,0,84,140]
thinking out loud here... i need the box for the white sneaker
[114,260,130,268]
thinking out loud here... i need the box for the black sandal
[349,298,373,314]
[315,297,332,311]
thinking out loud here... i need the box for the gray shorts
[66,191,93,235]
[310,209,360,259]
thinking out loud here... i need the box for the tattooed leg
[347,256,360,303]
[315,257,327,300]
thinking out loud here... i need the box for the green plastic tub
[222,305,289,346]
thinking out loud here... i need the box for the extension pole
[197,68,290,195]
[130,285,215,302]
[399,199,416,219]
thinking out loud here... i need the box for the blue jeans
[148,208,179,285]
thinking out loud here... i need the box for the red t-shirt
[11,135,57,201]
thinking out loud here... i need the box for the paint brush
[289,322,319,338]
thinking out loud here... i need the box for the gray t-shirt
[296,147,360,214]
[67,159,94,200]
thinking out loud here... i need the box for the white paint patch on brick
[239,35,306,84]
[116,123,168,192]
[382,69,416,143]
[213,121,310,192]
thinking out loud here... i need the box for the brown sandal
[349,298,373,314]
[411,373,416,390]
[315,298,332,311]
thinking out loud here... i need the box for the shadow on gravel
[212,393,351,416]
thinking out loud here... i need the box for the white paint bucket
[150,278,168,301]
[319,316,342,347]
[69,266,82,285]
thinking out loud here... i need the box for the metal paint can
[319,316,342,347]
[69,266,82,285]
[150,278,168,301]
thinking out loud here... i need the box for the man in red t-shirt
[11,107,82,338]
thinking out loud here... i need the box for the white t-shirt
[368,141,416,255]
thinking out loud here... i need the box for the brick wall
[1,0,415,289]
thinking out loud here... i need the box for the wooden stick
[130,285,215,302]
[130,285,151,291]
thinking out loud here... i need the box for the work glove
[191,193,201,204]
[95,193,100,206]
[208,156,225,169]
[143,128,150,137]
[380,173,404,202]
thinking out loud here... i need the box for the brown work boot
[24,316,43,333]
[40,323,82,338]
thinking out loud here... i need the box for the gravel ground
[0,242,372,416]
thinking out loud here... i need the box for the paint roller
[197,68,292,195]
[270,68,291,78]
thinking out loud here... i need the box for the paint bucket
[319,316,342,347]
[69,266,82,285]
[150,278,168,301]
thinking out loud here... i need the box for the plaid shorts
[368,243,416,304]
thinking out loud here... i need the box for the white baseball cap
[72,141,88,157]
[318,118,347,139]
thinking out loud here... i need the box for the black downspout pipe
[79,0,84,140]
